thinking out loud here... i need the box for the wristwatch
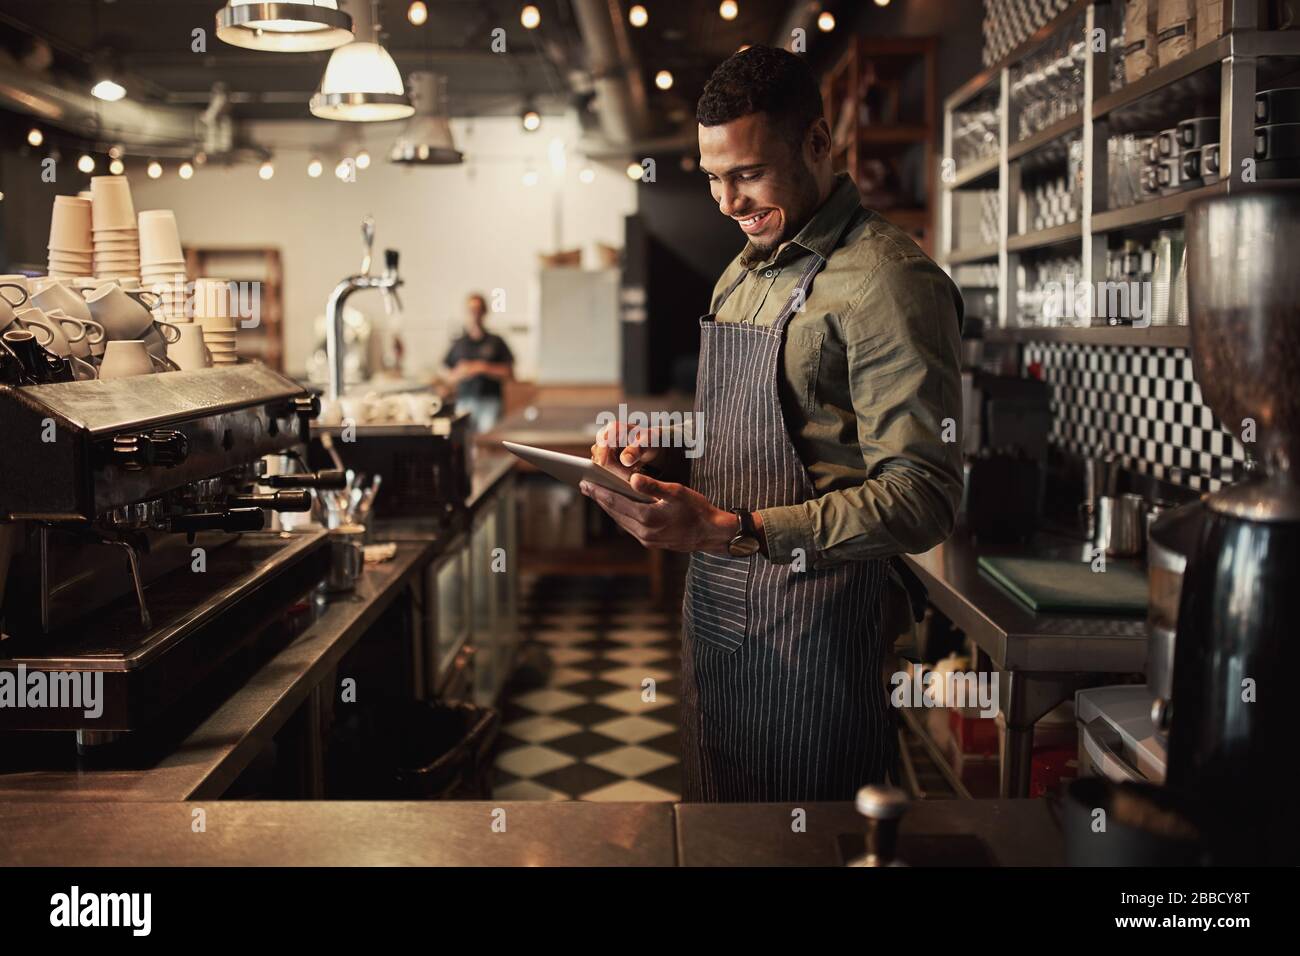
[727,509,762,557]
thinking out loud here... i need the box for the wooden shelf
[822,35,937,255]
[985,325,1191,348]
[1007,114,1083,162]
[1007,220,1082,253]
[945,243,999,265]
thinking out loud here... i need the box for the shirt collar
[739,173,862,269]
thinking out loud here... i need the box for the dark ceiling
[0,0,806,125]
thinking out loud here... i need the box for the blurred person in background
[443,292,514,433]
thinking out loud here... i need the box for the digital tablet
[501,440,657,503]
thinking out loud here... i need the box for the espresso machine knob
[848,784,910,867]
[107,429,190,470]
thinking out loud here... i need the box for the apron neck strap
[712,202,867,330]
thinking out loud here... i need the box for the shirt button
[764,270,775,278]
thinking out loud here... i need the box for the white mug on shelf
[169,323,211,370]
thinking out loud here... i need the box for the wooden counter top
[0,801,676,867]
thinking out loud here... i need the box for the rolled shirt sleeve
[758,254,964,566]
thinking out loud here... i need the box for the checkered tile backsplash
[1024,342,1247,493]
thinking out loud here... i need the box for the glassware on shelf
[1010,13,1088,142]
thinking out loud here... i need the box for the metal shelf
[1092,33,1232,120]
[948,154,999,190]
[944,0,1093,112]
[1007,220,1082,253]
[1092,181,1227,232]
[985,325,1191,348]
[1007,114,1084,161]
[945,243,1000,265]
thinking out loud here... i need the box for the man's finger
[630,473,676,499]
[583,481,656,521]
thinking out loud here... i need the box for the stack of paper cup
[193,277,238,366]
[90,176,140,281]
[47,196,94,277]
[139,210,188,321]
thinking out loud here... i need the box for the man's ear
[806,117,832,165]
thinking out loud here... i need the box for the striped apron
[680,246,895,803]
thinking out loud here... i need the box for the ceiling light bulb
[109,158,125,175]
[579,166,595,184]
[77,154,95,174]
[654,70,673,90]
[817,11,835,31]
[874,0,890,6]
[308,158,323,177]
[407,1,428,26]
[335,158,352,179]
[91,78,126,102]
[108,144,124,160]
[354,148,371,169]
[520,5,540,29]
[259,160,275,180]
[626,162,644,181]
[629,5,648,27]
[26,128,42,147]
[522,109,541,132]
[179,161,195,180]
[522,169,539,187]
[147,160,163,179]
[719,1,739,21]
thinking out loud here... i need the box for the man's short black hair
[696,45,824,147]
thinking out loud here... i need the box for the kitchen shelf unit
[822,36,938,255]
[940,0,1300,339]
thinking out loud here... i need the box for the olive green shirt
[707,173,964,567]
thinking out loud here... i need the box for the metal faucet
[325,215,404,402]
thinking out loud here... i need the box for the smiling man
[581,45,964,802]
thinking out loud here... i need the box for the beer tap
[325,214,404,402]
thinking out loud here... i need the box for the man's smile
[735,209,776,234]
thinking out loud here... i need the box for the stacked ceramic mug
[139,210,189,322]
[90,176,140,282]
[193,277,238,366]
[47,196,94,278]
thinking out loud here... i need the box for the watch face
[728,535,761,557]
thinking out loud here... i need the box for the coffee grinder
[1172,189,1300,864]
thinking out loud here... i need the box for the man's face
[698,112,822,259]
[465,296,487,332]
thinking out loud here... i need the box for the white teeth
[740,212,767,226]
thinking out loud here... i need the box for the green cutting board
[977,556,1148,615]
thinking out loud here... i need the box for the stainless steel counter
[902,530,1148,799]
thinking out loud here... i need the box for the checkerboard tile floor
[490,575,683,801]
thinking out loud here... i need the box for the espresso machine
[0,365,343,744]
[1167,189,1300,864]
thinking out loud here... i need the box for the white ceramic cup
[169,323,211,370]
[99,339,154,379]
[15,306,85,358]
[31,280,93,325]
[0,281,30,326]
[85,283,155,339]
